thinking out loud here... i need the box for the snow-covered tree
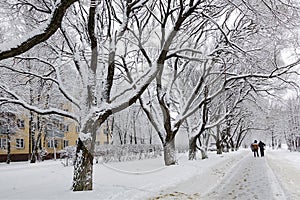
[0,0,211,190]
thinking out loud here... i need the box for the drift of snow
[0,148,299,200]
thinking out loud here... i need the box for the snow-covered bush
[39,149,48,161]
[59,146,76,166]
[58,144,163,165]
[94,144,163,163]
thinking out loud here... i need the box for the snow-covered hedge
[59,146,76,166]
[59,144,164,165]
[94,144,163,163]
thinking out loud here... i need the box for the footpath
[152,149,300,200]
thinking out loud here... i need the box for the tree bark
[189,136,197,160]
[72,139,94,191]
[163,137,176,165]
[199,148,208,160]
[189,135,208,160]
[6,134,11,164]
[216,139,223,154]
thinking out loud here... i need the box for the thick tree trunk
[72,139,94,191]
[72,113,104,191]
[163,138,176,165]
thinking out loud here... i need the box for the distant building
[0,106,112,162]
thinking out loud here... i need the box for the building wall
[0,109,112,162]
[96,125,111,145]
[0,111,80,162]
[0,114,29,162]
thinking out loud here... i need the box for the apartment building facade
[0,110,112,162]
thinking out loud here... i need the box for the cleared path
[152,151,290,200]
[266,150,300,200]
[201,154,286,200]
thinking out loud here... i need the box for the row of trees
[1,0,300,191]
[264,97,300,151]
[285,98,300,150]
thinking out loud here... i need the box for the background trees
[265,98,300,151]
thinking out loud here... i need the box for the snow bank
[0,150,247,200]
[5,149,300,199]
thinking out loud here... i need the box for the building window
[47,140,58,148]
[103,129,108,135]
[63,140,69,148]
[16,138,24,149]
[64,125,69,132]
[17,119,25,128]
[59,123,63,131]
[0,138,7,149]
[0,125,9,134]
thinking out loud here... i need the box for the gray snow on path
[201,155,286,200]
[153,150,299,200]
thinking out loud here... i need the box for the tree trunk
[72,112,103,191]
[216,139,222,154]
[118,131,123,145]
[149,128,152,144]
[72,139,94,191]
[189,136,197,160]
[124,131,127,145]
[198,134,208,159]
[6,134,11,164]
[216,122,223,154]
[28,111,34,162]
[199,148,208,159]
[32,131,42,162]
[163,137,176,165]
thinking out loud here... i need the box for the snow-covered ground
[0,148,299,200]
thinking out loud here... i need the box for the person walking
[251,140,259,157]
[258,141,266,157]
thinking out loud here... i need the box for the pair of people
[251,140,265,157]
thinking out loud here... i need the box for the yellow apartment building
[0,112,30,162]
[0,109,112,162]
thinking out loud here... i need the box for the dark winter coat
[258,141,265,150]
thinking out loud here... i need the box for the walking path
[152,150,300,200]
[201,154,286,200]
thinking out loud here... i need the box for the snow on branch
[201,12,245,53]
[205,88,251,130]
[0,0,78,60]
[0,64,81,109]
[0,84,79,122]
[225,61,300,82]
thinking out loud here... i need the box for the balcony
[46,129,64,138]
[0,126,16,135]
